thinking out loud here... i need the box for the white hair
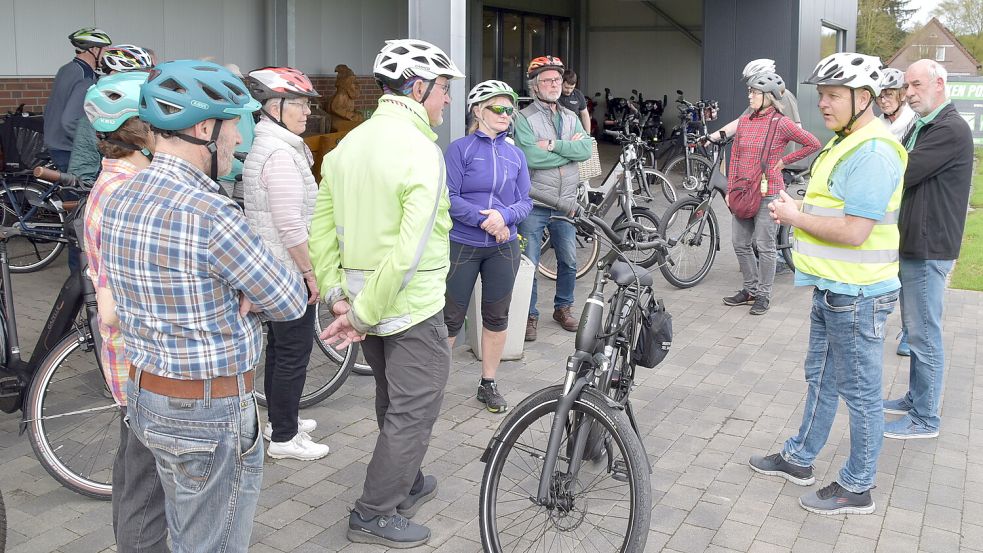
[925,60,948,84]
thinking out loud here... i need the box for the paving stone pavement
[1,170,981,552]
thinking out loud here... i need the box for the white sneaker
[267,432,330,461]
[263,418,317,441]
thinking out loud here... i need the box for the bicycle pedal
[611,458,629,482]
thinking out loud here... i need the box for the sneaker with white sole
[264,418,317,441]
[799,481,875,515]
[748,452,815,486]
[267,432,330,461]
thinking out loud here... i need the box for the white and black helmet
[373,39,464,91]
[804,52,884,96]
[879,68,906,91]
[748,72,785,97]
[742,58,776,83]
[467,80,518,109]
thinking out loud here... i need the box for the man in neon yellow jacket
[309,39,463,549]
[750,53,906,516]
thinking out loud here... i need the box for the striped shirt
[100,153,307,380]
[84,157,138,404]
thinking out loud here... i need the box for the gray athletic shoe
[347,510,430,548]
[799,481,875,515]
[397,475,438,518]
[477,380,508,413]
[749,452,815,486]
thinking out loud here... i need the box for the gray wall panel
[0,0,17,74]
[293,0,323,73]
[796,0,857,143]
[13,0,96,76]
[94,0,164,57]
[223,0,266,72]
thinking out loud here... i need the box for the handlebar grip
[33,166,62,182]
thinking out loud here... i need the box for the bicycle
[0,166,70,273]
[479,212,669,552]
[0,169,117,500]
[660,91,719,192]
[538,132,673,280]
[657,133,733,288]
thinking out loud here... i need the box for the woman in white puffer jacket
[243,66,330,461]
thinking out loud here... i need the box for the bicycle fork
[535,352,591,507]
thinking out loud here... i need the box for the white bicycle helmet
[742,58,776,83]
[804,52,884,96]
[101,44,153,73]
[879,68,906,91]
[467,80,518,109]
[373,39,464,91]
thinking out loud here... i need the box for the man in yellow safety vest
[747,52,907,516]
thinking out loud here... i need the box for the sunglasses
[485,105,515,116]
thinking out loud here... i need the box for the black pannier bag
[632,297,672,368]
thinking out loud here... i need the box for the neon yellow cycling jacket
[309,94,451,335]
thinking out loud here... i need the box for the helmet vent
[200,84,226,102]
[107,92,123,101]
[391,46,409,55]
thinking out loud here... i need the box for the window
[936,46,946,61]
[820,22,846,58]
[918,44,931,58]
[481,7,573,94]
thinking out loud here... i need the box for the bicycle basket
[632,297,672,368]
[0,113,49,171]
[578,138,602,181]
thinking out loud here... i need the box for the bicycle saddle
[610,260,653,287]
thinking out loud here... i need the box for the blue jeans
[783,288,898,492]
[898,258,954,431]
[517,206,576,317]
[127,372,263,553]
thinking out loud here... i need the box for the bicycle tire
[662,154,713,192]
[658,197,719,288]
[254,315,355,409]
[0,182,66,273]
[538,228,600,281]
[479,385,651,553]
[0,487,6,552]
[611,207,662,269]
[778,224,795,270]
[25,333,118,500]
[630,168,676,205]
[314,302,372,376]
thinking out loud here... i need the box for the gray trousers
[355,312,451,518]
[114,408,169,552]
[732,194,779,300]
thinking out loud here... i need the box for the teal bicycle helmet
[139,60,259,180]
[85,71,148,132]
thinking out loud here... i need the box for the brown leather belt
[129,366,253,399]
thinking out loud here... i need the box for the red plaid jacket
[727,107,821,196]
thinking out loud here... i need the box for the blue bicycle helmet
[85,71,149,133]
[139,59,259,131]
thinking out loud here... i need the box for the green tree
[934,0,983,63]
[857,0,914,60]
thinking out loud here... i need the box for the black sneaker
[347,510,430,548]
[723,289,756,306]
[749,296,770,315]
[748,453,815,486]
[799,481,875,515]
[477,380,508,413]
[396,475,438,518]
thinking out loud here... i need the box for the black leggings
[444,240,521,337]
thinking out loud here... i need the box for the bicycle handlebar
[554,212,667,253]
[33,166,83,190]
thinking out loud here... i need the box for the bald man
[882,59,974,440]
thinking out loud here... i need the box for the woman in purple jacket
[443,80,532,413]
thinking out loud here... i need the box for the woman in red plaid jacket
[721,72,821,315]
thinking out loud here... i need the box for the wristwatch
[547,140,555,152]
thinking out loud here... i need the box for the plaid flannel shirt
[728,107,821,196]
[100,153,306,380]
[84,157,137,404]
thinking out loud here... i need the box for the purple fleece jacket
[444,130,533,247]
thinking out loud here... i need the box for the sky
[905,0,941,28]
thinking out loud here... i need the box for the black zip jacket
[899,103,974,260]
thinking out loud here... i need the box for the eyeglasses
[747,88,763,97]
[539,77,563,86]
[485,105,515,116]
[284,100,312,110]
[433,82,451,94]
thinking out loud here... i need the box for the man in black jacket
[882,59,974,440]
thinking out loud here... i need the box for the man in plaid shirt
[100,60,306,552]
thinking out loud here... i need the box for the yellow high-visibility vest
[792,119,907,286]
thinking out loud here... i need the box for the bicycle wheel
[0,182,66,273]
[479,385,651,553]
[630,168,676,205]
[612,207,662,268]
[254,315,355,409]
[25,332,118,499]
[778,224,795,270]
[662,154,713,192]
[658,197,719,288]
[0,487,6,552]
[314,302,372,376]
[538,228,600,281]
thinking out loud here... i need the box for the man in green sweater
[514,55,592,341]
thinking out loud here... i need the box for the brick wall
[0,78,54,114]
[0,74,383,116]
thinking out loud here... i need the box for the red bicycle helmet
[245,67,320,100]
[526,56,565,80]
